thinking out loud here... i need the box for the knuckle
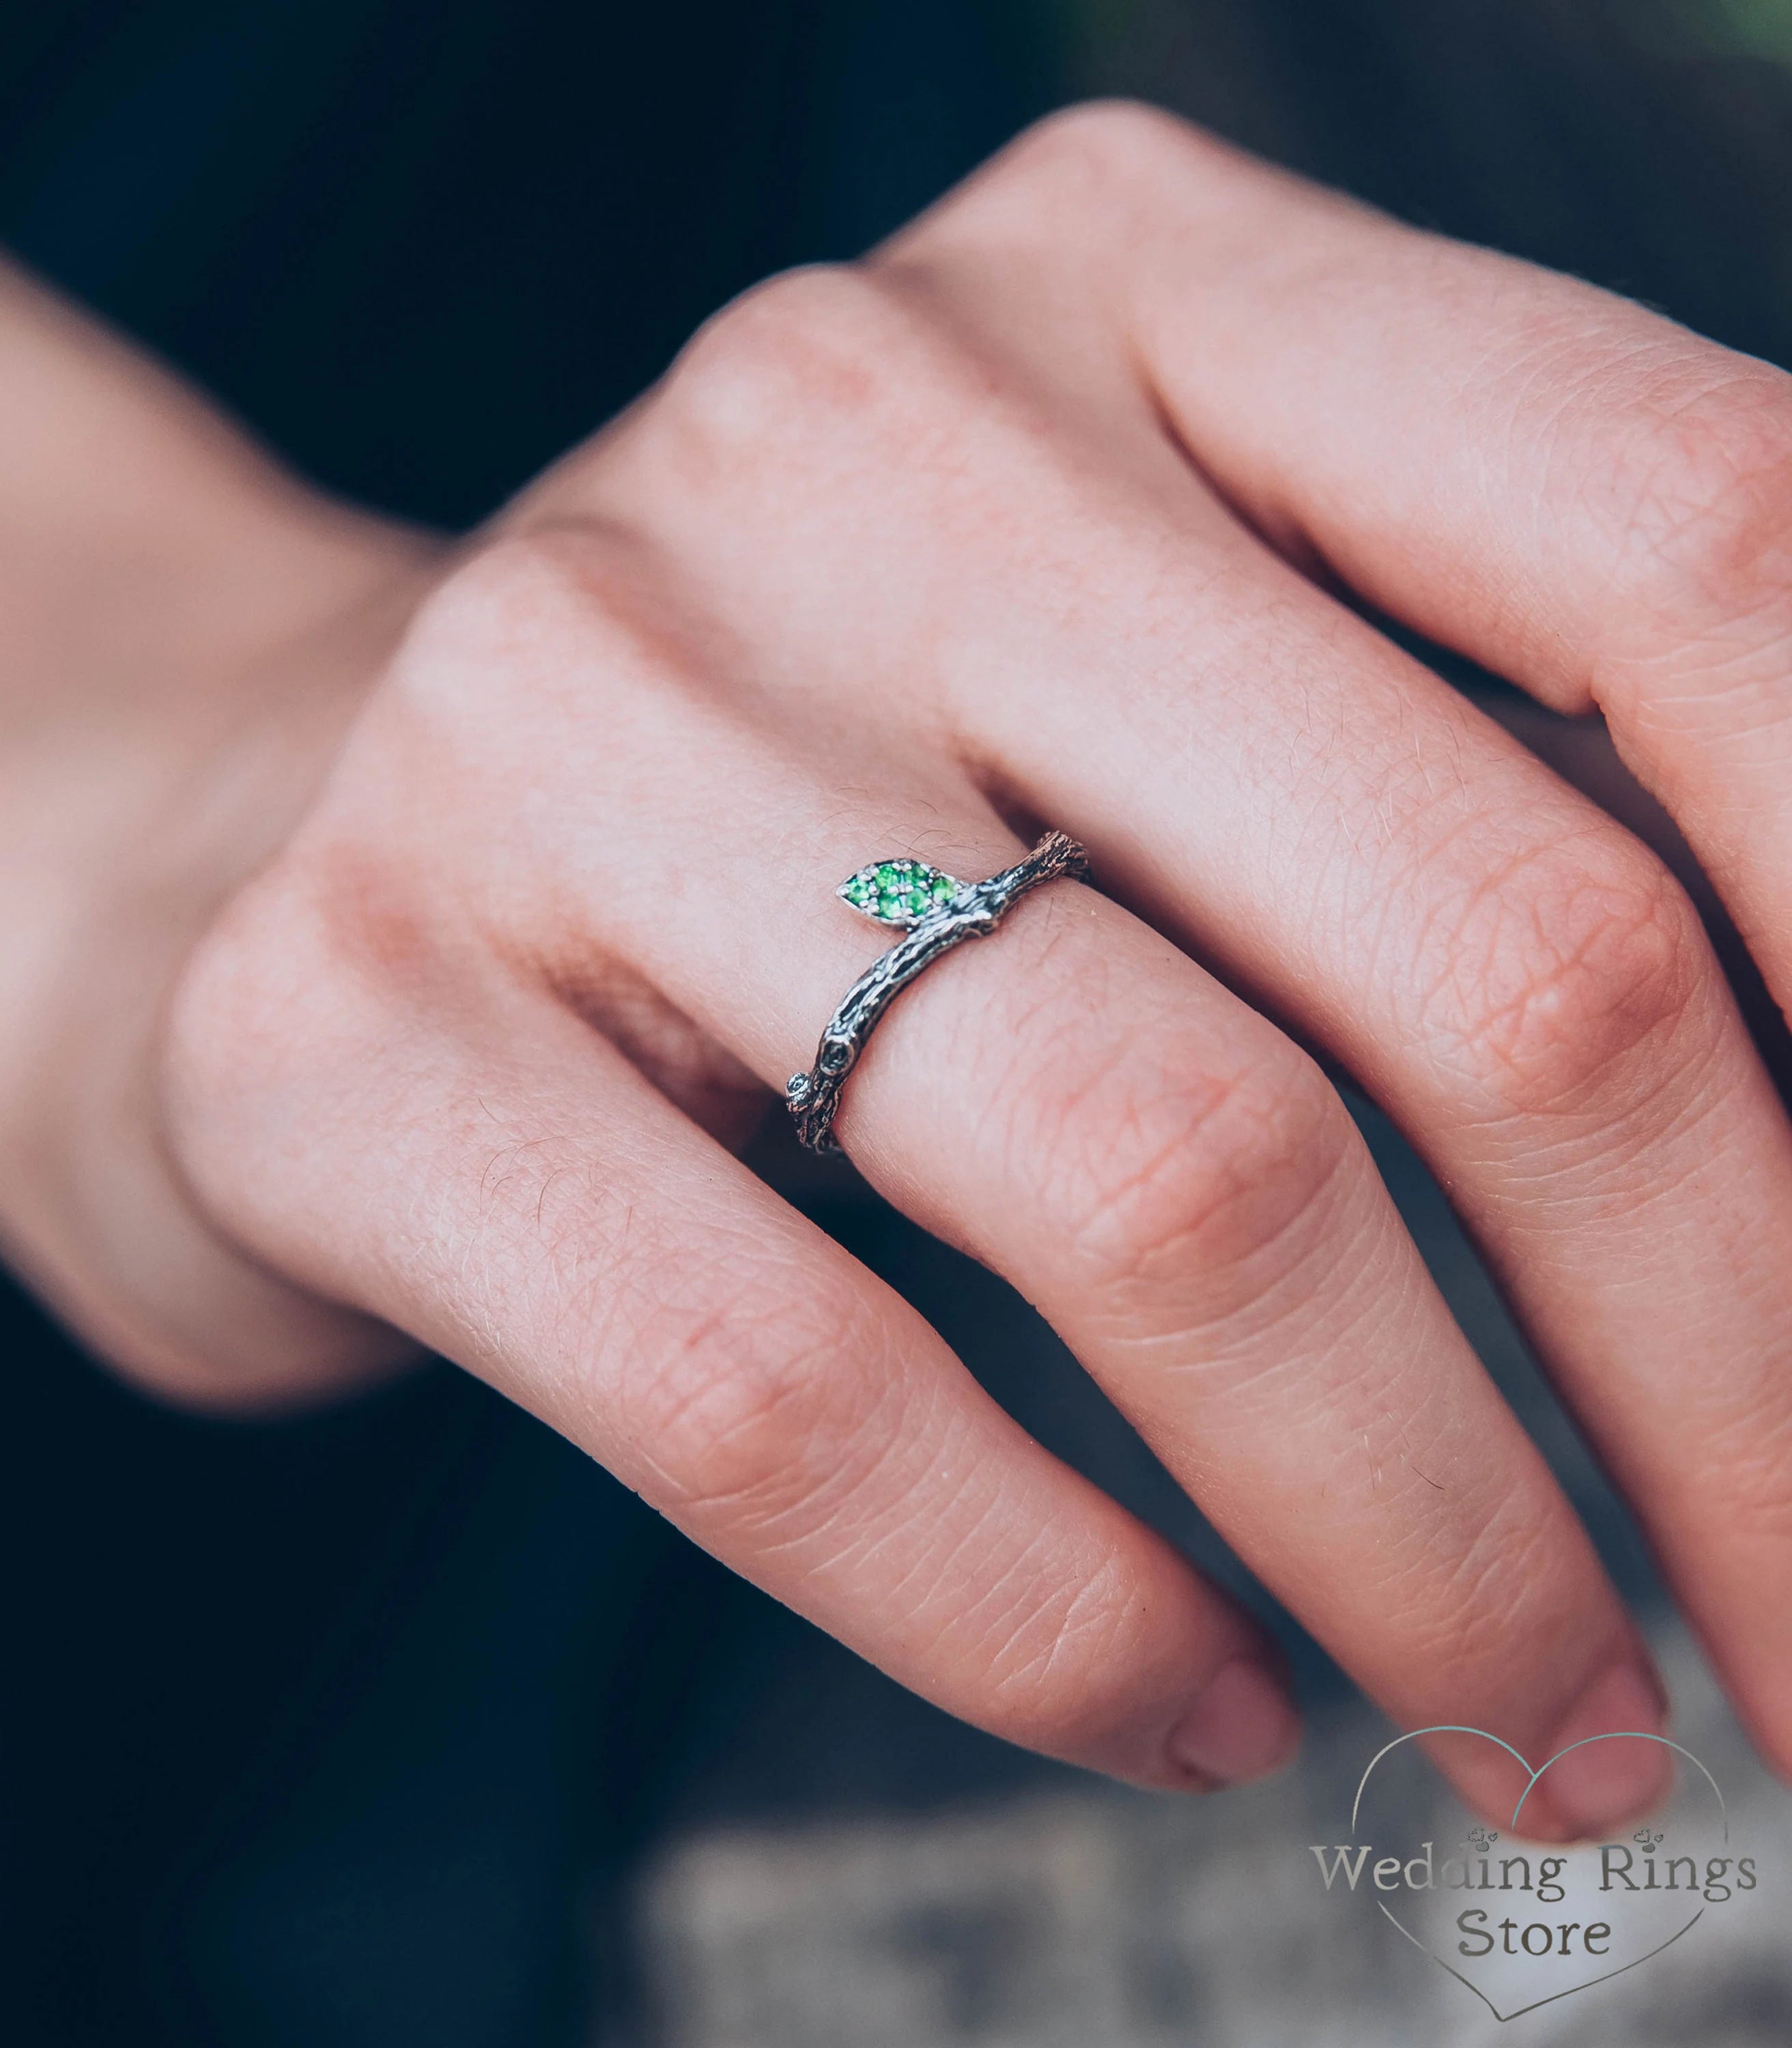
[613,1275,893,1528]
[382,528,696,812]
[176,836,426,1088]
[1044,1033,1354,1300]
[161,838,412,1249]
[657,261,919,442]
[1606,373,1792,634]
[993,98,1201,199]
[1422,833,1709,1119]
[397,526,604,682]
[164,870,296,1130]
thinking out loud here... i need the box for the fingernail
[1539,1661,1673,1838]
[1166,1659,1300,1787]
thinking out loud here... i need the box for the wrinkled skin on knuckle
[608,1268,906,1540]
[1032,1020,1354,1313]
[1414,831,1713,1125]
[612,1282,1195,1772]
[1597,369,1792,661]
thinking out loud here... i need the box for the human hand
[23,107,1792,1836]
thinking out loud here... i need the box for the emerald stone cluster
[838,857,964,928]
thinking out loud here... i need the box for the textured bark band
[785,830,1091,1155]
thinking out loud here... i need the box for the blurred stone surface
[627,1623,1791,2046]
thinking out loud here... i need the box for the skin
[5,103,1792,1837]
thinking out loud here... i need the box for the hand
[0,255,440,1399]
[19,106,1792,1835]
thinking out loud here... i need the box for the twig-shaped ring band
[786,831,1091,1155]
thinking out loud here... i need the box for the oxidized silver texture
[786,830,1091,1154]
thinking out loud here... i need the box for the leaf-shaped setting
[837,856,965,928]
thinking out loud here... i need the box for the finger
[1062,111,1792,992]
[1004,109,1792,1774]
[168,871,1290,1793]
[409,532,1670,1836]
[938,465,1792,1793]
[581,236,1792,1805]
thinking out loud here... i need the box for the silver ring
[786,830,1092,1154]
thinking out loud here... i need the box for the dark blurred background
[5,3,1792,2043]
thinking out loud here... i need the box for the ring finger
[430,528,1670,1838]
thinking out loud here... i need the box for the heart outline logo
[1349,1725,1728,2023]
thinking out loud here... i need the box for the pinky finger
[173,950,1296,1793]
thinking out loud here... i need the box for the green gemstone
[839,855,969,926]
